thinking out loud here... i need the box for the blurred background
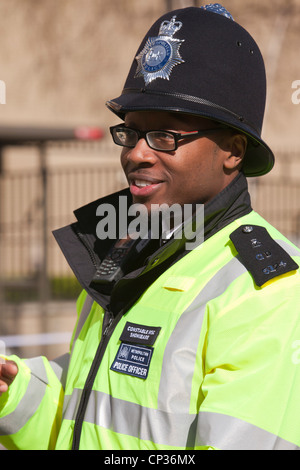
[0,0,299,360]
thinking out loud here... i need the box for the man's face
[120,111,241,212]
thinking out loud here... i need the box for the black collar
[204,171,252,240]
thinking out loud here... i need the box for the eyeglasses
[110,124,226,152]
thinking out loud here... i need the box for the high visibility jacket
[0,210,300,450]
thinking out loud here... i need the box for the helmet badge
[135,16,185,85]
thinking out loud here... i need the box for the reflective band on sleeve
[196,411,300,450]
[24,357,48,384]
[0,357,48,436]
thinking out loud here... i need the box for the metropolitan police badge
[135,16,185,85]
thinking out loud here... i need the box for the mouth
[128,174,164,198]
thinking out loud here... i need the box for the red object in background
[74,126,104,140]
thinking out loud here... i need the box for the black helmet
[107,4,274,177]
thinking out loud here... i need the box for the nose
[122,137,159,166]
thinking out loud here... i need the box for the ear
[223,134,248,171]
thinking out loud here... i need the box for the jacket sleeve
[0,353,68,450]
[0,291,86,450]
[197,270,300,450]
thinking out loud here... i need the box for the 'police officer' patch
[111,343,153,379]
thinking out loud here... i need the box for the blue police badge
[135,16,185,85]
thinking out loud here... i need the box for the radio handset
[92,235,152,285]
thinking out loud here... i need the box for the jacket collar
[204,171,252,240]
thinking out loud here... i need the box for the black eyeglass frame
[109,124,227,152]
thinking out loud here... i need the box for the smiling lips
[129,176,164,197]
[134,179,154,188]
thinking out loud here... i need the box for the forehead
[124,111,217,130]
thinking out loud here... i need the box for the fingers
[0,360,18,394]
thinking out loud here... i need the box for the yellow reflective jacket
[0,208,300,450]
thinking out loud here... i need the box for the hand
[0,361,18,395]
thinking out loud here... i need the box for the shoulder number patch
[230,225,299,287]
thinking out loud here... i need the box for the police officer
[1,4,300,450]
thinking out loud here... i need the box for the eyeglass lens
[147,131,175,150]
[113,128,176,151]
[115,128,138,147]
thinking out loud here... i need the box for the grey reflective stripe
[158,256,248,414]
[64,390,299,449]
[277,239,300,258]
[50,353,70,390]
[62,388,82,421]
[0,357,47,436]
[72,294,94,344]
[63,388,197,448]
[24,356,48,384]
[196,411,300,450]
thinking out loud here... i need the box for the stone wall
[0,0,299,152]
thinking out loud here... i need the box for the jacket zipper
[71,223,117,449]
[72,309,121,450]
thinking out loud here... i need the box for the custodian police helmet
[106,4,274,177]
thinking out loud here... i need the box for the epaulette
[230,225,299,287]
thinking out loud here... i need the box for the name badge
[119,322,161,346]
